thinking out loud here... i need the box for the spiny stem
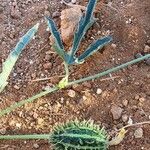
[0,54,149,117]
[0,134,50,140]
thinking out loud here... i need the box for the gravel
[110,105,123,120]
[134,128,144,138]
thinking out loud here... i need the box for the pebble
[110,105,123,120]
[44,10,50,16]
[16,123,22,128]
[122,114,128,122]
[139,97,145,103]
[71,0,76,4]
[10,3,21,19]
[37,118,44,125]
[43,62,52,69]
[122,99,128,107]
[127,117,133,125]
[68,89,76,98]
[0,6,3,13]
[13,85,20,90]
[45,54,51,61]
[145,58,150,65]
[33,143,40,149]
[111,43,117,49]
[96,88,102,95]
[135,94,140,100]
[146,40,150,46]
[31,73,36,79]
[33,112,38,119]
[134,128,143,138]
[52,11,61,18]
[0,128,6,135]
[144,45,150,53]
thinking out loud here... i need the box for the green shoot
[46,0,112,65]
[0,23,39,93]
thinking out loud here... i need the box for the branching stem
[0,54,149,117]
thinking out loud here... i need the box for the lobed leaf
[0,23,39,93]
[68,0,97,64]
[77,36,112,63]
[45,17,68,61]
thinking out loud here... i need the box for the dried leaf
[109,128,128,146]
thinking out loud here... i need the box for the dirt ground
[0,0,150,150]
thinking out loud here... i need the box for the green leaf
[68,0,97,64]
[45,17,68,61]
[77,36,112,63]
[0,23,39,93]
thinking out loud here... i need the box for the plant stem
[118,121,150,130]
[0,134,50,140]
[0,54,149,117]
[0,87,59,117]
[64,62,69,78]
[68,54,150,86]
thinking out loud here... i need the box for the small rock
[33,112,38,119]
[44,10,50,16]
[16,123,22,128]
[31,73,36,79]
[122,99,128,107]
[110,105,123,120]
[146,40,150,46]
[135,53,143,59]
[33,143,40,149]
[0,128,6,135]
[37,118,44,127]
[101,91,109,98]
[43,62,52,69]
[10,3,21,19]
[68,89,76,98]
[139,97,145,103]
[52,11,61,18]
[145,58,150,65]
[96,88,102,95]
[127,117,133,125]
[13,85,20,90]
[144,45,150,53]
[0,6,4,13]
[45,54,51,61]
[60,97,64,103]
[146,74,150,79]
[111,43,117,49]
[122,114,128,122]
[71,0,76,4]
[135,94,140,100]
[134,128,143,138]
